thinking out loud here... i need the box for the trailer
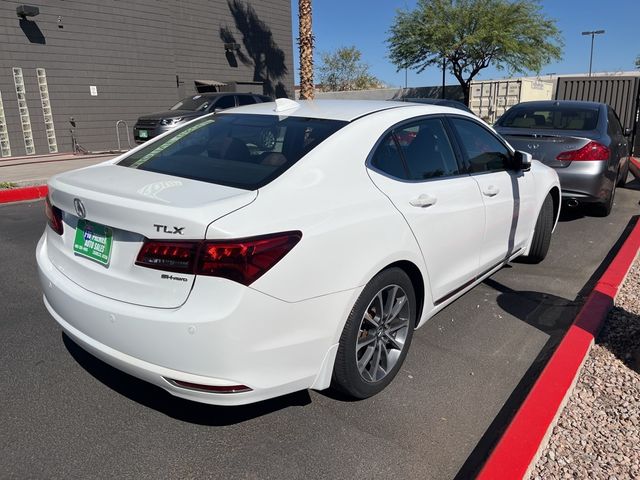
[469,78,554,124]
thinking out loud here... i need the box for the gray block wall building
[0,0,294,157]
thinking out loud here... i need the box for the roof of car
[197,92,257,97]
[511,100,606,109]
[224,99,425,122]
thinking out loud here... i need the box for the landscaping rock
[529,257,640,479]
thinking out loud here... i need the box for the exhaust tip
[165,378,252,394]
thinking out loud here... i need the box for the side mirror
[513,150,532,171]
[623,127,633,137]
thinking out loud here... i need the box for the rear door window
[214,96,236,110]
[371,133,407,179]
[395,118,460,180]
[237,95,256,106]
[607,108,623,137]
[118,114,347,190]
[371,118,461,181]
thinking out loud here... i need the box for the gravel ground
[530,256,640,480]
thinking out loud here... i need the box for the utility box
[469,78,554,124]
[555,75,640,155]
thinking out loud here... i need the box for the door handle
[482,185,500,197]
[409,193,437,208]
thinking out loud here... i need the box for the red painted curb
[0,185,48,204]
[477,219,640,480]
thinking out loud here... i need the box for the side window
[450,118,511,173]
[237,95,256,106]
[214,95,236,110]
[395,118,460,180]
[607,109,623,137]
[371,133,408,179]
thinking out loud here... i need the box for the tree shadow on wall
[19,18,46,44]
[219,0,289,98]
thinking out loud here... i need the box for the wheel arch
[383,260,426,328]
[549,185,561,228]
[311,258,428,392]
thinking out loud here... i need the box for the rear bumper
[37,234,354,405]
[554,160,612,202]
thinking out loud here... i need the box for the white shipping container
[469,78,554,124]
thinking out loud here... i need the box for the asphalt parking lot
[1,182,639,480]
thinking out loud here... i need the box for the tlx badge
[153,224,185,235]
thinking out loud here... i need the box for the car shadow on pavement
[62,333,312,426]
[454,281,579,480]
[558,206,586,222]
[455,215,639,479]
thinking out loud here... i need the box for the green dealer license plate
[73,219,113,266]
[138,130,149,139]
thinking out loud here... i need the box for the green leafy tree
[388,0,563,105]
[317,46,384,91]
[636,55,640,69]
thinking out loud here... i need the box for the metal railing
[115,120,132,151]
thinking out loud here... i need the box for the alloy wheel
[355,285,410,383]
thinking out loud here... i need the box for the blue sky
[290,0,640,87]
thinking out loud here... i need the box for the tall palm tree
[298,0,314,99]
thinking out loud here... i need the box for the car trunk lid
[499,129,597,168]
[46,164,256,308]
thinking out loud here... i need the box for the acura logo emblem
[74,198,86,219]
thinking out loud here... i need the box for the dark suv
[133,93,272,143]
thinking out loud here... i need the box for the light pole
[441,56,446,99]
[581,30,605,77]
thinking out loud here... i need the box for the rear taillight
[198,232,302,285]
[45,196,63,235]
[135,231,302,286]
[556,141,610,161]
[136,241,199,273]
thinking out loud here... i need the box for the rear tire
[332,268,416,399]
[522,194,554,264]
[616,160,629,187]
[588,180,616,217]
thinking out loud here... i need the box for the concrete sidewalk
[0,152,120,186]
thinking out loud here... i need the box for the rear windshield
[170,95,215,112]
[118,114,347,189]
[497,106,600,131]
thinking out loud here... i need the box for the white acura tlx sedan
[37,99,561,405]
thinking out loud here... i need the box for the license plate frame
[73,219,113,266]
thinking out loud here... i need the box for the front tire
[332,268,416,399]
[522,194,554,264]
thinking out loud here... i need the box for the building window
[12,67,35,155]
[0,90,11,157]
[36,68,58,153]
